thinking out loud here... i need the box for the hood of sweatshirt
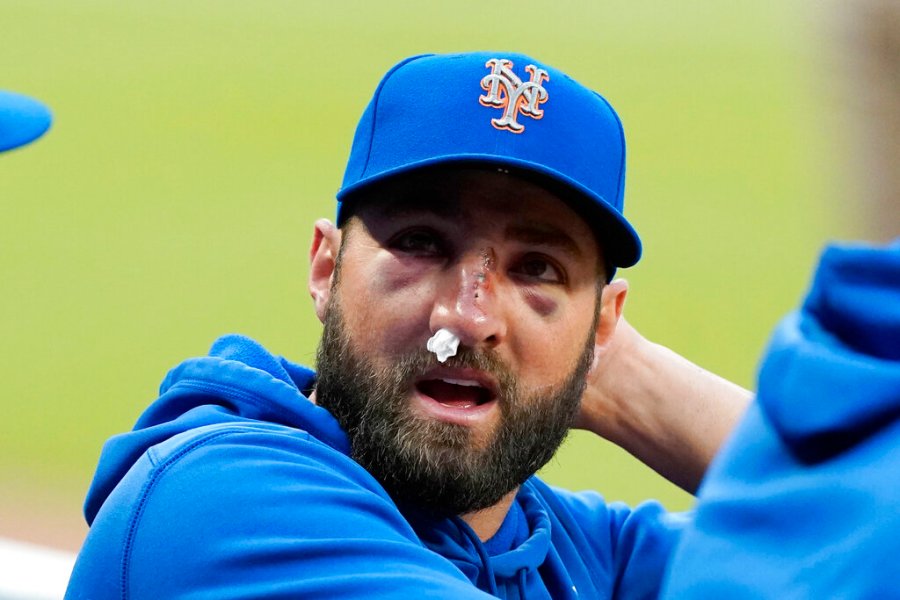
[404,485,553,596]
[83,334,349,524]
[82,334,555,594]
[756,239,900,462]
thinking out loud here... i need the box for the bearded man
[66,52,748,599]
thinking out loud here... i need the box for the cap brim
[337,154,642,268]
[0,91,52,153]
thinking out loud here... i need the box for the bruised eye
[511,255,566,284]
[390,229,443,256]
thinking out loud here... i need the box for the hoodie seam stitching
[120,429,242,600]
[170,379,299,408]
[165,379,340,450]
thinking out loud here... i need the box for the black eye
[391,229,443,256]
[512,255,565,284]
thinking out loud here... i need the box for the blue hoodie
[660,239,900,598]
[66,336,684,599]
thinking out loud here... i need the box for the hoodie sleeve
[66,422,497,599]
[659,239,900,598]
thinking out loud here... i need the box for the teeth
[440,378,481,387]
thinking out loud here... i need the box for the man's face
[314,167,604,516]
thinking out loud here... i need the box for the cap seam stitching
[359,54,433,179]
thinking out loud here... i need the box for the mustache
[386,345,516,394]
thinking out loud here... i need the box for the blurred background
[1,0,884,553]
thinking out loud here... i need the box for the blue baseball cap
[0,90,52,153]
[337,52,641,268]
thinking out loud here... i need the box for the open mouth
[412,367,500,426]
[416,378,495,409]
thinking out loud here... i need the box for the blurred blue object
[660,238,900,598]
[0,90,52,152]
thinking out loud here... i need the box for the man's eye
[512,255,565,284]
[391,230,442,255]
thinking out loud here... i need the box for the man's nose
[428,248,507,349]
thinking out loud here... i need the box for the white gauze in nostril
[426,328,460,363]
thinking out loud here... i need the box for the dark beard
[315,296,595,517]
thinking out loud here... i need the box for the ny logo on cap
[479,58,550,133]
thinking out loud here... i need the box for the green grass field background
[1,1,857,549]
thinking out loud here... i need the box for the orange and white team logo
[479,58,550,133]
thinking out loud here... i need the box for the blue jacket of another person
[65,334,684,599]
[660,239,900,598]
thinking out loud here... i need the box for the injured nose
[426,328,460,363]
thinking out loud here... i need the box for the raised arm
[576,286,752,493]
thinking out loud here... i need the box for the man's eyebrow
[504,223,584,259]
[376,194,463,220]
[370,197,586,258]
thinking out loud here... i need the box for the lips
[413,369,499,424]
[417,378,493,409]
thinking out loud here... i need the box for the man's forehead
[366,189,465,221]
[354,166,581,220]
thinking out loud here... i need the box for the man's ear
[594,278,629,353]
[308,218,342,323]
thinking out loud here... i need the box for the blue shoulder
[69,423,494,599]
